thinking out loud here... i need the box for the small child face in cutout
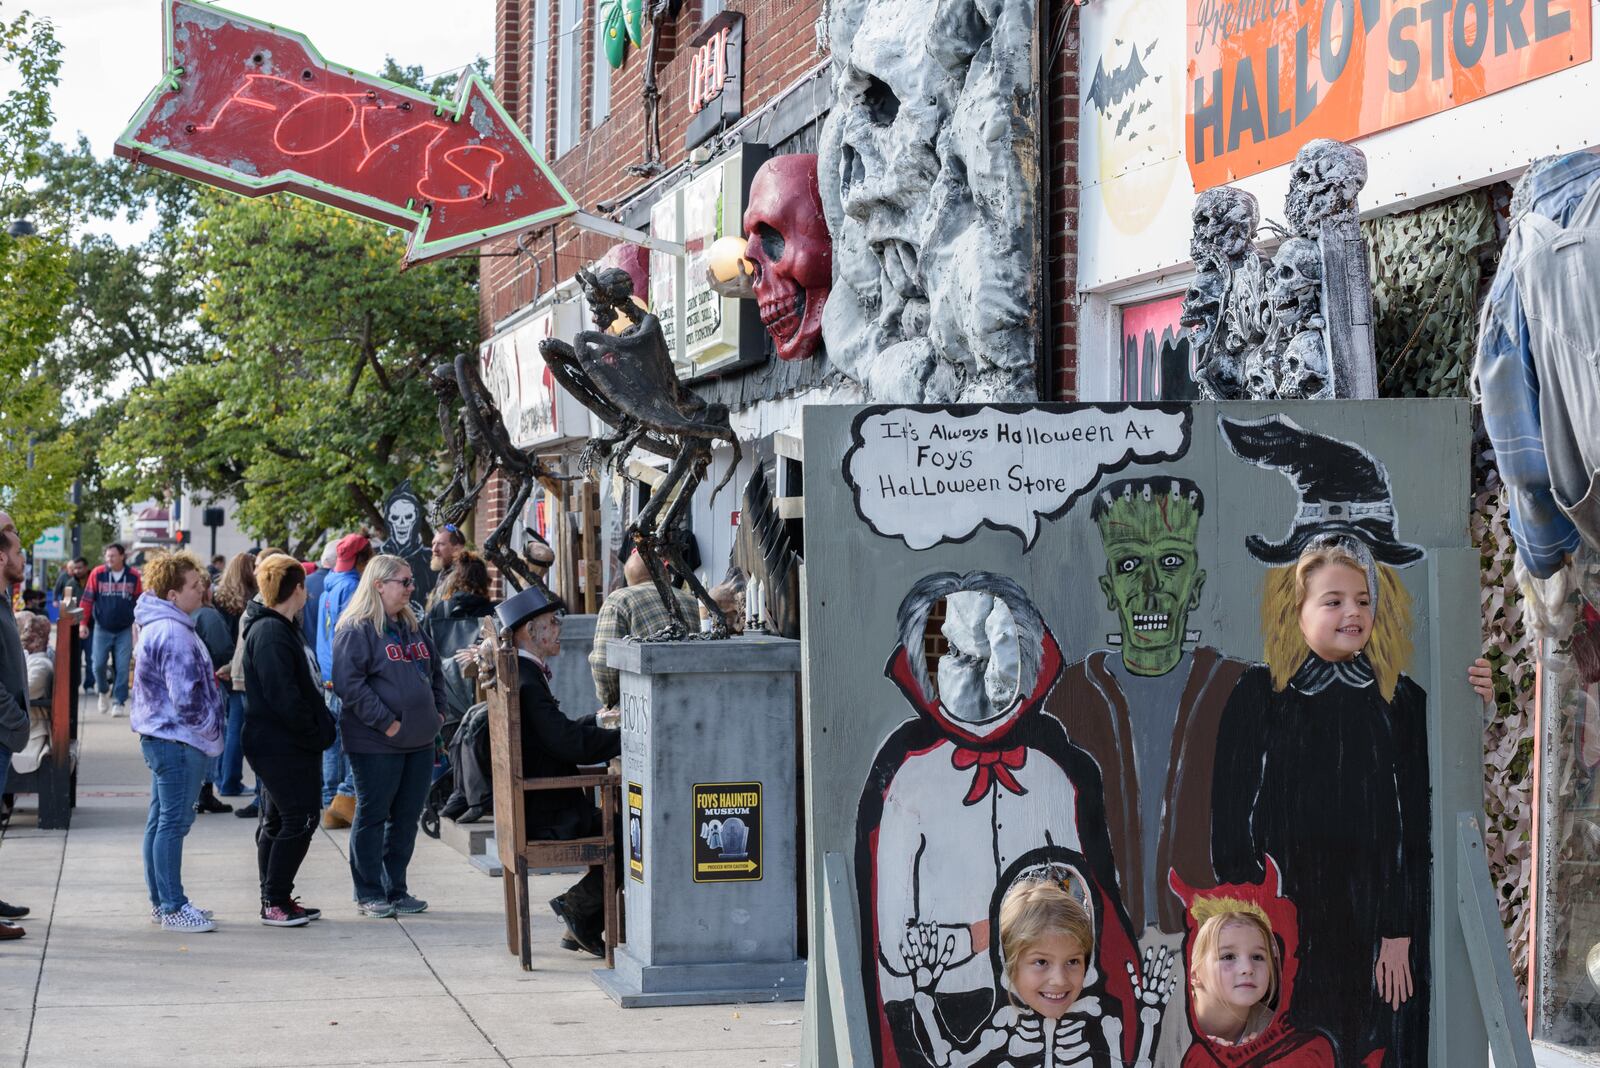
[1299,562,1372,662]
[1013,932,1088,1019]
[1210,920,1272,1012]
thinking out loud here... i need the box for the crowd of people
[0,514,743,962]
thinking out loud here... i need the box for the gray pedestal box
[592,634,807,1008]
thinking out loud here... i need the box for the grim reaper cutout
[857,572,1167,1067]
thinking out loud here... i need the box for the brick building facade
[477,0,1083,565]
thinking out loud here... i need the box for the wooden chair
[8,610,82,829]
[486,637,620,970]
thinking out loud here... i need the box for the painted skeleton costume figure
[898,849,1177,1068]
[1170,860,1336,1067]
[857,572,1156,1067]
[1211,416,1431,1068]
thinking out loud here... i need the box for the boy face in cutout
[1210,921,1272,1012]
[1298,563,1372,662]
[1013,932,1088,1019]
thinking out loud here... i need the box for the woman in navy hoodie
[333,554,448,918]
[130,551,225,933]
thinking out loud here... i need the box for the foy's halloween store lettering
[1187,0,1590,187]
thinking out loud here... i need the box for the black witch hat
[1219,413,1424,567]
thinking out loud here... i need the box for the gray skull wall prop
[1183,139,1375,401]
[817,0,1039,403]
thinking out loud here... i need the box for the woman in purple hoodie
[132,551,226,933]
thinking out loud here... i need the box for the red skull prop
[743,154,832,362]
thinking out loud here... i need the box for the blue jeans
[346,748,432,903]
[139,736,208,913]
[217,692,253,795]
[0,741,11,796]
[80,632,95,690]
[92,625,133,704]
[321,692,355,806]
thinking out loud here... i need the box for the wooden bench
[8,610,82,829]
[486,638,620,970]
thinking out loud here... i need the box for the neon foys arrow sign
[115,0,577,265]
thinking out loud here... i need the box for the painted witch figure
[857,572,1161,1067]
[1211,415,1430,1068]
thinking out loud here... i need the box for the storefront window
[1537,615,1600,1049]
[530,0,550,155]
[591,0,610,127]
[1117,293,1195,401]
[554,0,582,155]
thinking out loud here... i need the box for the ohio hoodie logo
[385,641,432,663]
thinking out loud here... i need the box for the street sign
[32,526,65,561]
[115,0,579,265]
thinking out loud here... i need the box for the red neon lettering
[194,73,505,206]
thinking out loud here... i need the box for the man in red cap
[315,533,373,828]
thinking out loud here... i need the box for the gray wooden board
[801,400,1500,1067]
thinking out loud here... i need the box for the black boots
[195,783,233,814]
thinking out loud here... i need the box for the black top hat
[1219,413,1424,567]
[495,585,565,634]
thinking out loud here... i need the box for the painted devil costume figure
[1170,861,1336,1068]
[1212,416,1431,1068]
[858,572,1160,1067]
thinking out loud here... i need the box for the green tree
[0,8,81,543]
[102,191,478,554]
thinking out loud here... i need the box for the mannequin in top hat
[1212,415,1429,1068]
[497,587,621,957]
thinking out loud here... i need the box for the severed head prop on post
[1183,138,1372,401]
[427,355,567,596]
[539,267,742,639]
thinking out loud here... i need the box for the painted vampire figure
[857,571,1164,1067]
[1211,416,1431,1068]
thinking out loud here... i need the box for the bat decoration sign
[115,0,578,264]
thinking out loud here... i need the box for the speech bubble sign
[843,404,1193,550]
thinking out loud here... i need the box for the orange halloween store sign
[1186,0,1592,189]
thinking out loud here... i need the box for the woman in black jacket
[242,555,336,928]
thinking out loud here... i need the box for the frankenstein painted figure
[1046,478,1247,937]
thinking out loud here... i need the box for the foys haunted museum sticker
[693,781,762,883]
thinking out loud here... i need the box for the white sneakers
[111,703,128,718]
[96,692,110,715]
[158,903,216,933]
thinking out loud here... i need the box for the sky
[32,0,496,157]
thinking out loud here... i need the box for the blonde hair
[1260,547,1413,701]
[144,550,204,600]
[256,554,306,608]
[999,879,1094,991]
[1189,910,1279,1009]
[336,554,417,634]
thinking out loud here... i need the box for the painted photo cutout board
[801,400,1493,1068]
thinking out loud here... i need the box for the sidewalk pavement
[0,696,804,1068]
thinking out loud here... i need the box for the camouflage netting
[1367,189,1534,994]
